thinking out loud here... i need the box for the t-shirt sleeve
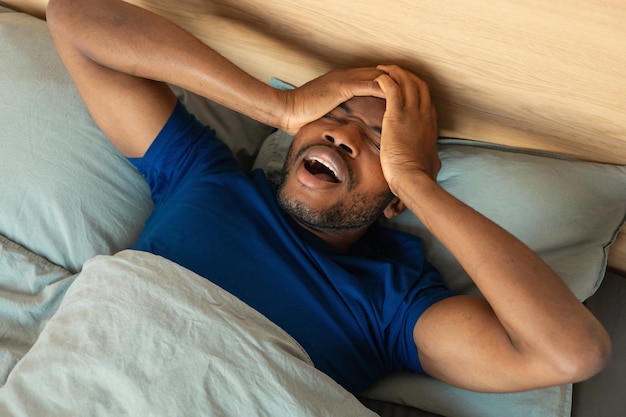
[392,266,456,375]
[129,101,239,204]
[380,232,457,375]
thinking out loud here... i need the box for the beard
[276,143,395,235]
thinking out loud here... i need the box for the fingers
[375,77,400,116]
[376,64,432,111]
[328,65,432,104]
[282,66,386,133]
[339,67,386,99]
[375,65,440,182]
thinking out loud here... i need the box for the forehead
[339,96,386,127]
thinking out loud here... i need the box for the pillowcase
[255,131,626,302]
[254,130,626,417]
[384,139,626,300]
[0,8,272,272]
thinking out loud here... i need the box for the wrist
[388,170,449,233]
[386,166,435,198]
[238,84,291,130]
[257,87,284,130]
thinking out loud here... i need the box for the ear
[383,197,406,219]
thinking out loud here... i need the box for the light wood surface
[2,0,625,272]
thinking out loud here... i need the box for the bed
[0,0,624,416]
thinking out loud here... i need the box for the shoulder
[130,101,240,203]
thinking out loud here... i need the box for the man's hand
[375,65,441,194]
[280,67,385,134]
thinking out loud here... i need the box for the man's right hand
[279,67,385,135]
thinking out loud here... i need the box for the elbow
[46,0,75,34]
[576,335,612,381]
[553,330,612,384]
[46,0,63,22]
[46,0,64,34]
[46,0,85,50]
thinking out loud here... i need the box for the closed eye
[366,135,381,152]
[356,128,381,153]
[324,113,343,123]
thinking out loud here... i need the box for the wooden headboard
[3,0,625,272]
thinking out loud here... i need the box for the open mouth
[304,157,341,183]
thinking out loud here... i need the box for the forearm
[47,0,287,128]
[394,172,610,364]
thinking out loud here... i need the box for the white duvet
[0,250,376,417]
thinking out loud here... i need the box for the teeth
[309,156,338,179]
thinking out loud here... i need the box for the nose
[323,124,361,157]
[324,135,353,154]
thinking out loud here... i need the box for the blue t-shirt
[130,101,455,393]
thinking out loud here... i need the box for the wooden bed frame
[4,0,625,273]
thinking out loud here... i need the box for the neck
[294,220,369,252]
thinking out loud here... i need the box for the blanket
[0,250,376,416]
[0,235,76,384]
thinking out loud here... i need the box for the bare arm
[47,0,384,156]
[376,65,611,392]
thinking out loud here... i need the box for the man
[47,0,610,395]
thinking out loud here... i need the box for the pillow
[384,139,626,300]
[255,133,626,301]
[254,131,626,417]
[0,8,272,272]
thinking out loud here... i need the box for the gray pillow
[0,9,272,272]
[0,10,151,272]
[385,139,626,300]
[255,133,626,301]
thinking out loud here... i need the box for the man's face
[277,96,396,239]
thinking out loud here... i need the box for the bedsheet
[0,234,75,385]
[0,249,376,416]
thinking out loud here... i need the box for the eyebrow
[338,103,382,136]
